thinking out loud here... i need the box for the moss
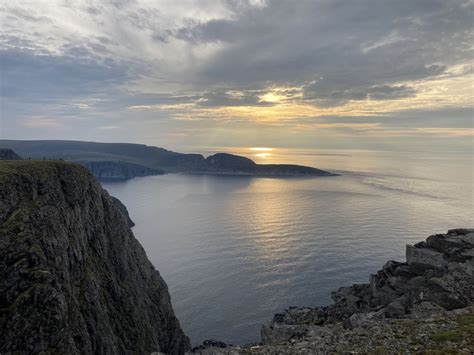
[424,348,459,354]
[431,331,463,343]
[455,314,474,333]
[370,346,389,354]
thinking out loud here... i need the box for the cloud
[1,0,473,152]
[302,83,417,107]
[20,117,62,128]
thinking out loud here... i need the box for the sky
[1,0,473,152]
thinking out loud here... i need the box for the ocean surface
[103,148,473,345]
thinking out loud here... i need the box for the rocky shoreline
[191,229,474,354]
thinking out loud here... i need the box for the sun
[249,147,273,152]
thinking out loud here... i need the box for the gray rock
[406,244,447,273]
[111,196,135,227]
[261,229,474,345]
[0,161,190,354]
[0,148,22,160]
[348,309,385,328]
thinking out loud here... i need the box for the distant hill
[0,140,337,177]
[0,140,203,172]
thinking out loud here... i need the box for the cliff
[0,148,22,160]
[78,160,164,181]
[0,161,190,354]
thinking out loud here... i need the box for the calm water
[103,149,473,345]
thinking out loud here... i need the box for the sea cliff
[0,161,190,354]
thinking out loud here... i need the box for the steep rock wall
[0,161,190,354]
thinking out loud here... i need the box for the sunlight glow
[250,147,273,151]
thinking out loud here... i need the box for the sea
[103,148,473,345]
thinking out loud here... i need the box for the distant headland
[0,140,337,180]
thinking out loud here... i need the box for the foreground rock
[192,229,474,354]
[0,161,190,354]
[0,148,22,160]
[111,196,136,227]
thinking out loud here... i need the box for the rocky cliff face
[261,229,473,344]
[0,148,22,160]
[0,161,190,354]
[79,160,164,181]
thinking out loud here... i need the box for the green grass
[431,331,463,343]
[455,314,474,333]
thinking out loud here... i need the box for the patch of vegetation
[455,314,474,333]
[431,330,463,343]
[426,348,460,355]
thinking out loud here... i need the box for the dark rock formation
[194,153,337,176]
[111,196,135,227]
[0,148,22,160]
[261,229,474,344]
[204,153,256,172]
[0,161,190,354]
[78,160,164,181]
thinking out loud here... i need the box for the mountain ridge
[0,140,337,178]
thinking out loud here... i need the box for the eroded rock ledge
[192,229,474,354]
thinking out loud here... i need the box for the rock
[203,340,230,348]
[79,160,164,180]
[111,196,135,227]
[406,244,448,273]
[261,323,329,345]
[348,309,385,328]
[261,229,474,346]
[0,161,190,354]
[0,148,22,160]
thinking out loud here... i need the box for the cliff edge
[0,148,22,160]
[0,161,190,354]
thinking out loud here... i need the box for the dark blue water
[103,149,473,345]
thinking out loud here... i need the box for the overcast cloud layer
[1,0,473,152]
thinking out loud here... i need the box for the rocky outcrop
[0,161,190,354]
[195,306,474,354]
[79,160,164,181]
[0,148,22,160]
[191,229,473,354]
[261,229,473,344]
[111,196,136,228]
